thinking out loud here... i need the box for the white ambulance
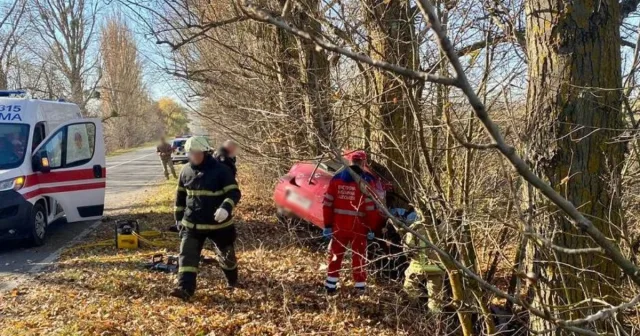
[0,90,106,246]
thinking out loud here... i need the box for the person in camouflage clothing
[157,137,177,179]
[397,207,446,312]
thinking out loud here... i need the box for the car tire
[29,203,47,246]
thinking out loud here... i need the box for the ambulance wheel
[29,203,47,246]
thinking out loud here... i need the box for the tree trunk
[274,22,307,158]
[524,0,624,333]
[0,67,7,90]
[364,0,419,199]
[274,0,332,157]
[70,72,85,114]
[296,0,332,154]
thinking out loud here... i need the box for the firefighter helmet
[185,136,211,153]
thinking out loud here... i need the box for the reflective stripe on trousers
[179,266,198,273]
[327,233,367,283]
[178,228,238,292]
[325,276,338,289]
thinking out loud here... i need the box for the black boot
[354,286,366,296]
[170,287,193,301]
[325,286,337,295]
[173,272,196,300]
[223,268,239,289]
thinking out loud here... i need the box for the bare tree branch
[413,0,640,287]
[237,0,640,288]
[621,0,640,21]
[237,4,459,87]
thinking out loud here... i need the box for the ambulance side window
[41,131,64,169]
[37,122,96,170]
[65,123,95,167]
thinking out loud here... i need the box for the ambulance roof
[0,95,82,127]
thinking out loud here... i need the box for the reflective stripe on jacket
[322,166,378,234]
[174,154,241,229]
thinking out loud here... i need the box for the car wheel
[29,203,47,246]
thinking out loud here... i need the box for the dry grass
[0,167,444,336]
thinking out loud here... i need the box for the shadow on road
[0,218,69,253]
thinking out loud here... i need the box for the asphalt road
[0,147,164,288]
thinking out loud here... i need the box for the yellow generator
[115,219,139,249]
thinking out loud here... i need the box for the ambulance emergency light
[0,90,26,97]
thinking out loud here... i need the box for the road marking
[106,151,156,170]
[0,219,102,293]
[28,220,103,273]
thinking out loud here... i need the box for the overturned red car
[273,151,392,232]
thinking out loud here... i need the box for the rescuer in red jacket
[322,151,378,294]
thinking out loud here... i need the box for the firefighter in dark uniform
[214,140,237,177]
[171,136,242,301]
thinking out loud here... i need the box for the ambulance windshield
[0,124,29,170]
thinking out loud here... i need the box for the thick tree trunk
[524,0,625,333]
[364,0,419,199]
[274,0,332,157]
[296,1,332,154]
[274,22,307,158]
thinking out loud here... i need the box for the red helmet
[351,150,367,161]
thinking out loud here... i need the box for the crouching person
[171,136,241,301]
[401,214,446,312]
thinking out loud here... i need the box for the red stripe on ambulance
[22,182,106,200]
[23,168,107,188]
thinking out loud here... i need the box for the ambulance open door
[29,119,106,222]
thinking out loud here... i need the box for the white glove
[214,208,229,223]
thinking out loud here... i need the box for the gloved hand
[168,221,182,233]
[214,208,229,222]
[367,231,375,240]
[322,227,332,240]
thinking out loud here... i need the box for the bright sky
[0,0,184,102]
